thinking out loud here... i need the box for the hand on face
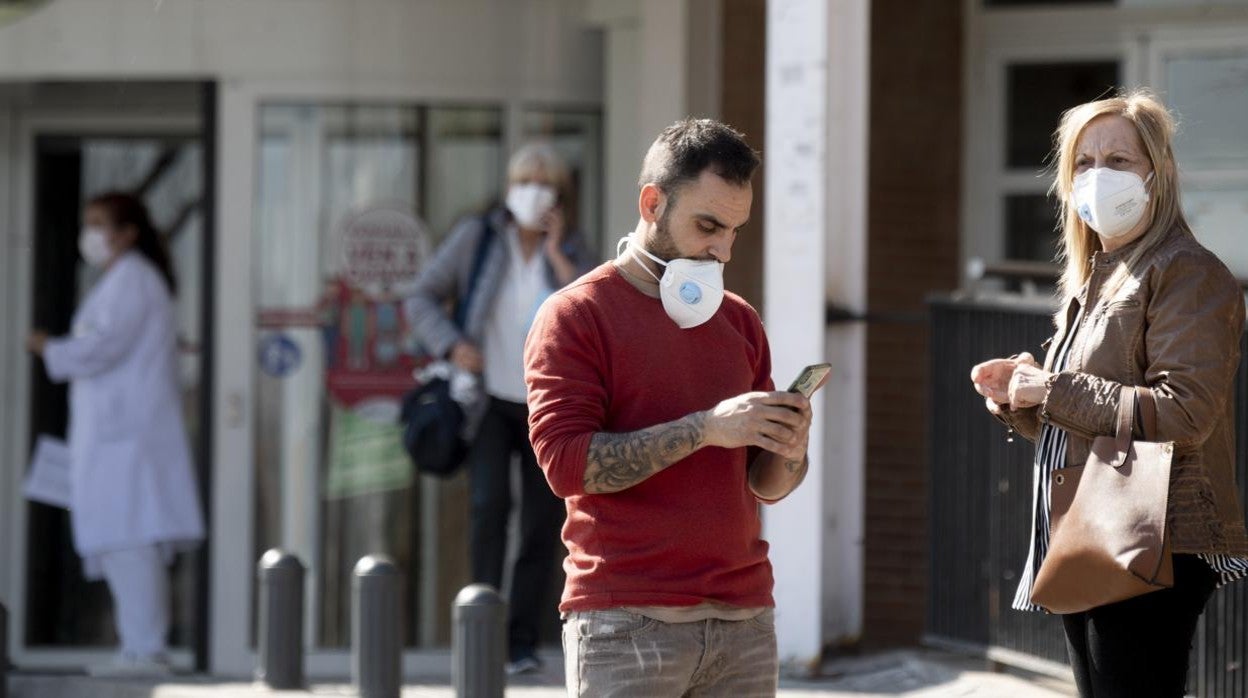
[541,206,566,252]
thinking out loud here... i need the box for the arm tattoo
[584,412,707,494]
[784,458,803,474]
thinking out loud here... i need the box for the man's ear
[638,183,665,224]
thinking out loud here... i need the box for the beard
[645,205,683,261]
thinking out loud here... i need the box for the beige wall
[0,0,602,104]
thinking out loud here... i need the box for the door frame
[1,107,201,671]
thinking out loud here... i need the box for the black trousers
[467,397,564,660]
[1062,554,1218,698]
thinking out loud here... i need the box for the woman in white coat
[27,192,205,676]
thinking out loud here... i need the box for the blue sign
[259,334,302,378]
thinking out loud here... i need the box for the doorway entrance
[0,81,213,672]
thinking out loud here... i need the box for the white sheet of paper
[23,435,72,509]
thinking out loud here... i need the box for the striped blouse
[1012,306,1248,613]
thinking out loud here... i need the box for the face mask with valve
[617,235,725,329]
[1071,168,1154,239]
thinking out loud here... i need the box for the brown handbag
[1030,386,1174,614]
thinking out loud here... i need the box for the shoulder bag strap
[452,216,498,330]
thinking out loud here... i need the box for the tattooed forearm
[748,452,809,501]
[584,412,708,494]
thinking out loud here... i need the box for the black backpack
[400,218,496,477]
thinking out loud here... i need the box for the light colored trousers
[99,545,170,657]
[562,609,779,697]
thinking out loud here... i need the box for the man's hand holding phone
[702,363,829,459]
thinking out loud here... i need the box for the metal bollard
[256,549,305,689]
[452,584,506,698]
[352,555,403,698]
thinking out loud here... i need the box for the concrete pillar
[763,0,869,675]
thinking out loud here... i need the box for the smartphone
[787,362,832,398]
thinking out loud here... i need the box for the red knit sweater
[524,262,777,613]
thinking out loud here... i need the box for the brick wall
[720,0,766,311]
[863,0,963,647]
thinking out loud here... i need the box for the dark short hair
[637,119,760,196]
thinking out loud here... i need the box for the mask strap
[623,235,666,283]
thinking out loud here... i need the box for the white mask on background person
[618,235,726,329]
[78,227,114,268]
[505,183,557,229]
[1072,168,1153,239]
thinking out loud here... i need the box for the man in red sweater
[524,119,812,696]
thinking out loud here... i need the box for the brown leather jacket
[1001,228,1248,557]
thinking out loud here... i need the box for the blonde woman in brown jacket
[971,89,1248,697]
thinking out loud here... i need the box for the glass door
[251,103,504,650]
[16,131,206,666]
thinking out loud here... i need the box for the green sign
[325,403,413,499]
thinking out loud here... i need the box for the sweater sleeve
[524,291,608,498]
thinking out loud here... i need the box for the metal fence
[927,296,1248,697]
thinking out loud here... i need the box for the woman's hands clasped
[970,351,1053,413]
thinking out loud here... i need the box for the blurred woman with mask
[406,143,594,673]
[27,192,205,677]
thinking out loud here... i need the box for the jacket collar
[1089,234,1147,269]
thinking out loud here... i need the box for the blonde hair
[1051,88,1190,302]
[507,142,572,203]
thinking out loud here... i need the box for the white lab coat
[43,251,205,579]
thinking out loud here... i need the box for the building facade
[1,0,1247,681]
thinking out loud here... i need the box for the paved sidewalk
[7,649,1075,697]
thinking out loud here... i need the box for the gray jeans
[562,609,779,697]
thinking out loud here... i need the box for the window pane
[1187,185,1248,281]
[1167,52,1248,170]
[1006,61,1119,169]
[254,103,504,648]
[1005,193,1061,262]
[425,108,505,237]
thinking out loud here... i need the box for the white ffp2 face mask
[505,183,557,229]
[1072,168,1153,239]
[619,236,725,329]
[78,227,114,267]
